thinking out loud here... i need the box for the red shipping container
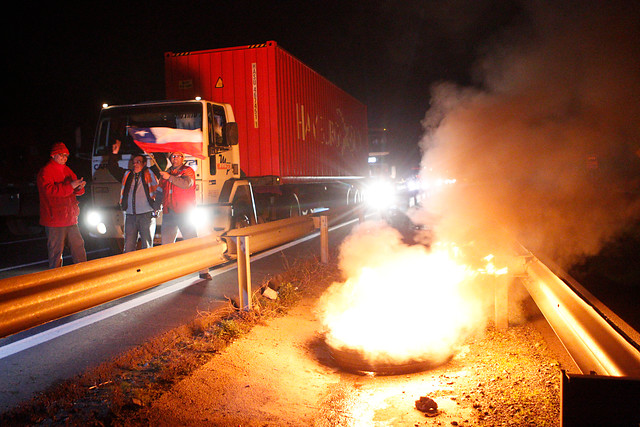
[165,41,368,181]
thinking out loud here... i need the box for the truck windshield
[93,103,203,156]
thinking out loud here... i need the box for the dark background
[2,0,526,181]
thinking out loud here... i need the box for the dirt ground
[146,286,565,426]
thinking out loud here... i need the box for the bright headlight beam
[188,207,210,227]
[365,180,396,210]
[86,210,102,226]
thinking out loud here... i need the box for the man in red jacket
[37,142,87,268]
[159,152,212,280]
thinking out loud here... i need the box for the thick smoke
[317,1,639,368]
[419,1,640,267]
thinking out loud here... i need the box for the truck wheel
[275,193,301,219]
[233,214,251,229]
[351,189,362,205]
[287,198,301,217]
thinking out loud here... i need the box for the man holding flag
[108,140,162,252]
[158,152,212,281]
[128,126,212,280]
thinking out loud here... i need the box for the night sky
[6,1,637,180]
[4,0,528,178]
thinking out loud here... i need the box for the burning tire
[325,339,451,375]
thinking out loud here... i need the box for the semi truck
[85,41,368,248]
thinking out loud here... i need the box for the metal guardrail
[0,234,227,339]
[518,249,640,377]
[0,215,324,339]
[224,216,316,255]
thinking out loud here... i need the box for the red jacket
[37,160,84,227]
[161,165,196,214]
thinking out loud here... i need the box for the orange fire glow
[319,223,508,368]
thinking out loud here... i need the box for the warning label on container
[252,63,259,128]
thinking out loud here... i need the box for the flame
[480,254,509,276]
[319,226,508,367]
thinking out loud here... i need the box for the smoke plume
[419,1,640,267]
[317,1,640,369]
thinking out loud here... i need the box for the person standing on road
[37,142,87,268]
[108,140,162,252]
[159,152,212,280]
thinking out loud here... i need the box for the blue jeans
[124,211,156,252]
[45,225,87,269]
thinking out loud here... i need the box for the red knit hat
[50,142,69,156]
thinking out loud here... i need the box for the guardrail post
[320,215,329,264]
[494,276,509,329]
[236,236,252,310]
[313,215,330,264]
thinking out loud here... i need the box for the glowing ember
[319,223,508,372]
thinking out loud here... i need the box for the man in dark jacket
[37,142,87,268]
[108,140,162,252]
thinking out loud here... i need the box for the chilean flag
[129,127,205,159]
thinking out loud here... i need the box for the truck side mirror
[224,122,239,146]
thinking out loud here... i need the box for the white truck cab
[85,100,257,248]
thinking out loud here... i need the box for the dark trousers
[161,211,208,275]
[124,211,156,252]
[161,211,197,244]
[45,224,87,269]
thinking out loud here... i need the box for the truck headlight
[365,180,396,210]
[85,210,107,234]
[188,207,210,227]
[407,178,421,192]
[86,210,102,226]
